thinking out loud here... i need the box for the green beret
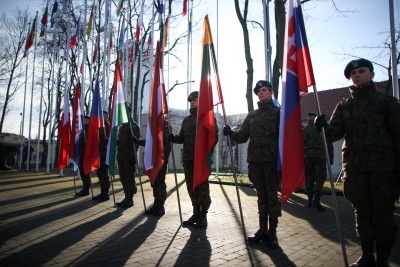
[344,58,374,79]
[307,112,317,116]
[253,80,272,95]
[187,91,198,102]
[83,115,90,119]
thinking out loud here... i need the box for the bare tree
[0,8,31,133]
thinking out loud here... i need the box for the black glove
[167,133,174,143]
[314,114,328,132]
[223,125,233,136]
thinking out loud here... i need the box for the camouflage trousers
[79,158,91,188]
[248,162,282,218]
[305,157,327,197]
[96,156,110,190]
[151,163,167,202]
[343,170,398,245]
[117,160,137,195]
[183,160,211,213]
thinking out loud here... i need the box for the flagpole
[186,0,190,113]
[312,85,348,266]
[36,15,48,172]
[215,0,219,177]
[389,0,399,98]
[20,21,31,170]
[102,0,109,110]
[27,12,39,172]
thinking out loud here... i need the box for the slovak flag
[278,0,315,204]
[58,87,71,170]
[69,82,83,171]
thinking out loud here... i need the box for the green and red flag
[193,15,224,190]
[116,0,124,16]
[106,57,130,176]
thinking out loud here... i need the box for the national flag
[40,5,48,37]
[116,0,124,16]
[109,24,113,49]
[50,0,58,28]
[69,82,83,171]
[278,0,314,204]
[193,16,224,190]
[23,15,36,58]
[163,15,169,48]
[69,16,80,49]
[146,30,152,58]
[188,9,193,34]
[157,0,165,24]
[86,3,94,41]
[143,42,169,184]
[106,59,130,175]
[58,87,71,170]
[129,42,134,66]
[135,2,143,43]
[118,17,125,51]
[182,0,188,16]
[83,75,104,175]
[62,27,70,60]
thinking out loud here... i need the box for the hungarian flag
[278,0,314,204]
[86,3,94,41]
[182,0,188,16]
[193,16,224,190]
[106,59,130,176]
[83,75,104,175]
[69,16,80,49]
[143,42,168,184]
[23,15,36,58]
[40,5,48,37]
[58,87,71,170]
[69,83,83,171]
[116,0,124,16]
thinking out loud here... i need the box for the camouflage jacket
[116,119,140,162]
[230,100,280,163]
[172,107,218,161]
[325,82,400,173]
[303,120,334,162]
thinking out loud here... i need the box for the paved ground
[0,168,399,267]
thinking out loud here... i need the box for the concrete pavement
[0,169,399,267]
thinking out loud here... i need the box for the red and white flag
[58,88,71,170]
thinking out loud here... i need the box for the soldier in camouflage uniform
[168,91,218,228]
[302,111,333,211]
[115,110,141,209]
[315,58,400,267]
[76,116,91,196]
[223,80,281,248]
[133,117,172,216]
[93,111,111,201]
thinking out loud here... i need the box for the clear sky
[0,0,398,135]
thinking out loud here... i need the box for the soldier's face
[190,98,198,108]
[257,86,273,102]
[350,67,374,87]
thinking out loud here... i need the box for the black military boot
[376,242,391,267]
[115,192,128,207]
[312,193,325,211]
[247,216,268,243]
[195,209,208,228]
[76,186,90,196]
[153,200,165,216]
[92,189,104,200]
[98,188,110,201]
[182,205,200,226]
[350,239,376,267]
[267,217,279,249]
[121,194,134,208]
[307,193,313,208]
[145,198,159,214]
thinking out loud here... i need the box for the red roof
[300,80,390,121]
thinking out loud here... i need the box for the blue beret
[344,58,374,79]
[253,80,272,95]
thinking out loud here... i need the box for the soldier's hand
[314,114,327,132]
[223,125,233,136]
[167,133,174,143]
